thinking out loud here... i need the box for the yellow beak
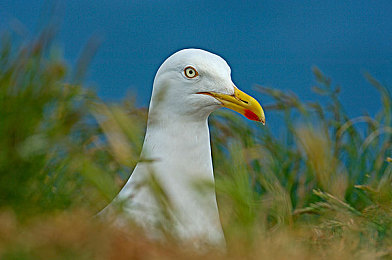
[198,87,265,124]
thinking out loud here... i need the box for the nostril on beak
[233,94,248,104]
[240,99,249,104]
[234,94,249,104]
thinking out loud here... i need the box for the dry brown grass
[0,210,387,260]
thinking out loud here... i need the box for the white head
[149,49,265,124]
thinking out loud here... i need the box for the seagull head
[149,49,265,124]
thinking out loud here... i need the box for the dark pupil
[189,70,193,74]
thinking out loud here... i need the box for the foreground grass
[0,28,391,259]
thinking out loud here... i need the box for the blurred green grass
[0,27,391,259]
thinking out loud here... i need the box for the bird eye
[184,66,199,79]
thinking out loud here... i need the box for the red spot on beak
[244,109,260,122]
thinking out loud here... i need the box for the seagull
[102,49,265,247]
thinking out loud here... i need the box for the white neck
[118,108,224,245]
[143,113,214,181]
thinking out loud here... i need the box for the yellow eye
[184,66,199,78]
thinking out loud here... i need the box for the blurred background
[0,1,392,259]
[1,0,391,127]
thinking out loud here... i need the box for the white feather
[102,49,237,247]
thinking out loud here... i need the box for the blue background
[1,1,392,127]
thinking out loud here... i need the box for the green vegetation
[0,28,391,259]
